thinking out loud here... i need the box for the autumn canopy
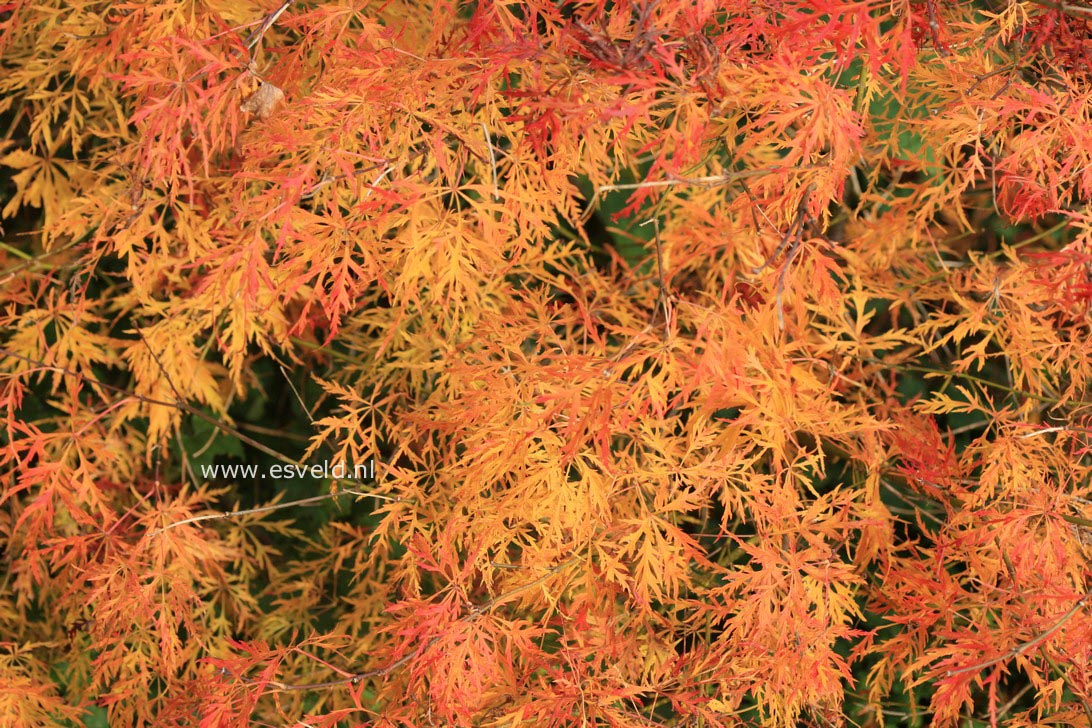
[1,0,1092,726]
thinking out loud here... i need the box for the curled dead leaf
[240,81,285,120]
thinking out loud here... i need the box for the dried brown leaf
[240,81,285,120]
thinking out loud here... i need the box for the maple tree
[2,0,1092,725]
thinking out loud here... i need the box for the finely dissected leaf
[2,0,1092,726]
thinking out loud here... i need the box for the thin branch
[147,489,378,537]
[0,240,32,261]
[1,346,184,411]
[299,158,389,200]
[148,323,378,500]
[753,184,813,275]
[746,184,814,329]
[1018,425,1068,439]
[236,422,311,441]
[738,177,777,235]
[640,213,672,341]
[946,587,1092,677]
[133,324,186,403]
[276,360,314,424]
[862,356,1058,405]
[652,217,671,339]
[0,227,98,287]
[1025,0,1092,17]
[0,347,396,508]
[250,557,581,692]
[480,123,500,202]
[181,0,293,86]
[243,0,293,54]
[593,165,807,194]
[362,165,393,201]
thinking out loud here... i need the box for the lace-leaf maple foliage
[2,0,1092,726]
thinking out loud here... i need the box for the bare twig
[737,178,769,234]
[2,346,184,410]
[0,228,97,287]
[276,360,314,423]
[148,489,379,537]
[243,0,293,54]
[1018,425,1068,439]
[1025,0,1092,17]
[236,422,311,441]
[249,557,581,692]
[480,123,499,202]
[133,325,185,402]
[0,347,395,508]
[362,165,394,201]
[652,218,669,334]
[183,0,294,86]
[640,214,672,341]
[752,185,813,276]
[593,165,808,194]
[946,587,1092,677]
[747,184,815,329]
